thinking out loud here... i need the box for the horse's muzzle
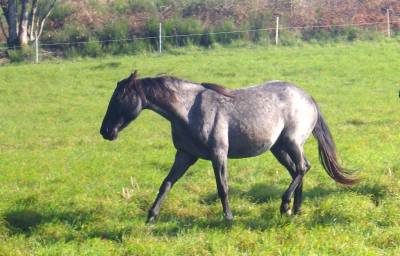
[100,126,118,141]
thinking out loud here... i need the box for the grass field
[0,40,399,255]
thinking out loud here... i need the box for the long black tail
[312,100,358,185]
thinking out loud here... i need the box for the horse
[100,71,357,223]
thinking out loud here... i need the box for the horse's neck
[146,81,203,124]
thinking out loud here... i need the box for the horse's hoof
[146,215,157,224]
[293,208,302,215]
[225,212,234,222]
[280,203,292,215]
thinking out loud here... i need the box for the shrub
[51,23,91,46]
[163,17,203,47]
[112,0,157,14]
[96,19,130,42]
[50,2,75,23]
[279,30,303,46]
[144,18,161,51]
[104,40,149,55]
[213,20,239,45]
[247,12,272,43]
[7,48,35,63]
[81,40,103,57]
[128,0,157,12]
[199,27,215,47]
[64,47,80,59]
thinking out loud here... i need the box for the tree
[0,0,57,48]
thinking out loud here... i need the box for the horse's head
[100,70,144,141]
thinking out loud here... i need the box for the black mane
[137,76,234,103]
[200,82,234,98]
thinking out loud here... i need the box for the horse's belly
[227,120,284,158]
[227,139,273,158]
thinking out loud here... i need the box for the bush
[50,2,75,23]
[64,47,80,59]
[96,19,130,42]
[358,29,385,41]
[345,28,358,41]
[301,26,364,43]
[7,48,35,63]
[128,0,157,12]
[199,27,215,47]
[213,20,239,45]
[301,28,333,42]
[279,30,303,46]
[104,40,149,55]
[51,23,91,46]
[246,12,272,43]
[163,17,203,47]
[144,18,161,51]
[81,40,103,57]
[112,0,156,14]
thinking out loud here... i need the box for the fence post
[386,9,391,37]
[275,16,279,46]
[290,0,293,16]
[35,31,39,64]
[159,22,162,53]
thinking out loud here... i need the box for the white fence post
[386,9,391,37]
[35,31,39,64]
[159,22,162,53]
[275,16,279,46]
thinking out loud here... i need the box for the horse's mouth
[102,134,117,141]
[100,128,118,141]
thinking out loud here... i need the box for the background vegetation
[1,0,400,61]
[0,40,399,255]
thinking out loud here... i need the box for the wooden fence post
[386,9,391,37]
[35,31,39,64]
[275,16,279,46]
[159,22,162,53]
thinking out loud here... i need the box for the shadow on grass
[4,207,94,233]
[150,181,392,234]
[199,180,388,206]
[200,183,283,205]
[3,197,127,243]
[344,118,396,127]
[3,182,390,240]
[90,62,121,70]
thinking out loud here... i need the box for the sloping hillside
[22,0,400,43]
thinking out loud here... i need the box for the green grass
[0,39,399,255]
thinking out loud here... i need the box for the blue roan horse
[100,71,357,223]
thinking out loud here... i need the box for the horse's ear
[127,70,138,89]
[131,70,138,81]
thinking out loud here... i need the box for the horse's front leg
[147,151,197,223]
[211,150,233,221]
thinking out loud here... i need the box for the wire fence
[0,19,399,62]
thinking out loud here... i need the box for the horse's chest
[171,124,211,159]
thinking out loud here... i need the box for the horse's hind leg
[271,141,310,215]
[292,157,311,214]
[147,151,197,223]
[271,146,295,214]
